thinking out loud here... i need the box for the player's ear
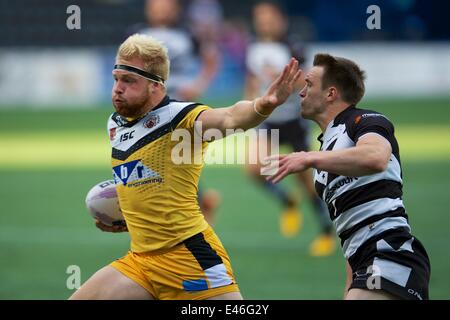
[326,86,338,102]
[148,81,158,94]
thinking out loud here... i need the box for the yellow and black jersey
[108,96,210,253]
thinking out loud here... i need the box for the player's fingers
[95,219,104,229]
[287,57,296,69]
[263,154,287,164]
[274,63,289,86]
[266,172,280,184]
[286,59,299,83]
[95,219,120,232]
[291,69,302,85]
[113,225,128,233]
[279,59,293,84]
[269,168,289,184]
[95,220,112,232]
[260,162,279,176]
[266,166,284,182]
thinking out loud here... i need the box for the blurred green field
[0,97,449,299]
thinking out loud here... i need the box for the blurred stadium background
[0,0,449,299]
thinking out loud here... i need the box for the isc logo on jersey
[113,160,162,186]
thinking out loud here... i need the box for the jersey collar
[317,104,356,143]
[152,95,171,112]
[332,104,356,127]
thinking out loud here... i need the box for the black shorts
[348,228,430,300]
[259,119,310,152]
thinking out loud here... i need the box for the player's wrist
[253,98,271,118]
[305,151,319,169]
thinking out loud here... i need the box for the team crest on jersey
[113,160,162,186]
[144,115,160,129]
[109,128,117,140]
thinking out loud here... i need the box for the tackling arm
[266,133,392,183]
[309,133,392,176]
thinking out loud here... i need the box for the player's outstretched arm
[264,133,392,183]
[197,58,301,135]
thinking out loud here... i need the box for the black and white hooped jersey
[314,106,410,259]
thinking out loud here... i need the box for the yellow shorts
[110,226,240,300]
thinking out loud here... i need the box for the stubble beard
[113,93,150,119]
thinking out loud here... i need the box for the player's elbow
[360,143,391,174]
[369,159,388,173]
[221,109,238,131]
[366,153,389,173]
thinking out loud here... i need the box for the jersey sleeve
[175,105,211,130]
[350,113,395,144]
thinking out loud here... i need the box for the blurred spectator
[187,0,223,44]
[219,18,249,73]
[126,0,220,101]
[243,1,336,256]
[0,0,449,47]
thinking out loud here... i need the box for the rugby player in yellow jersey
[70,33,301,300]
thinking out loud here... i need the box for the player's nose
[113,82,125,94]
[299,86,306,98]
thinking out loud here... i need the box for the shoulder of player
[335,106,387,124]
[163,100,210,130]
[167,99,207,111]
[342,107,394,138]
[352,108,392,125]
[165,100,208,123]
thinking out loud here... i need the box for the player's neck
[317,102,353,132]
[150,90,166,108]
[125,92,166,121]
[140,90,166,116]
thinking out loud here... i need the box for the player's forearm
[223,98,274,132]
[308,145,388,177]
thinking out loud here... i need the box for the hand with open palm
[257,58,302,113]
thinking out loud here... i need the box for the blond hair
[116,33,170,82]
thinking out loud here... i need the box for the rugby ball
[85,179,125,226]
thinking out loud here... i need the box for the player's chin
[113,101,133,117]
[300,109,309,120]
[300,105,312,120]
